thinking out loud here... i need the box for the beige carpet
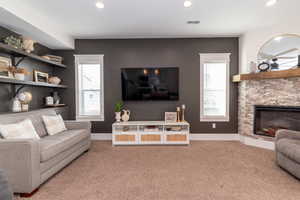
[18,141,300,200]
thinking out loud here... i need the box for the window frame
[199,53,231,122]
[74,54,104,121]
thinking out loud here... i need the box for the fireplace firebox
[254,105,300,137]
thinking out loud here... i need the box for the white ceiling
[1,0,300,49]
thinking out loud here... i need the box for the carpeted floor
[18,141,300,200]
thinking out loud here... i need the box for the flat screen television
[121,67,179,101]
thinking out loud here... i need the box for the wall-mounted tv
[121,67,179,101]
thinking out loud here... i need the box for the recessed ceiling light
[274,36,282,42]
[266,0,277,7]
[184,1,192,8]
[96,1,104,9]
[187,20,200,24]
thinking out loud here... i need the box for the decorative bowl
[48,76,61,85]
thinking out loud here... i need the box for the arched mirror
[258,34,300,70]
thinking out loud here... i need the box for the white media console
[112,121,190,146]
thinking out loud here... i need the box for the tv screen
[121,67,179,101]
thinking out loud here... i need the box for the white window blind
[75,55,104,121]
[199,53,230,122]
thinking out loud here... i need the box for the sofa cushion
[0,119,40,140]
[39,129,89,162]
[0,109,57,138]
[276,138,300,163]
[42,114,66,136]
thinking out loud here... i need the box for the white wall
[239,22,300,73]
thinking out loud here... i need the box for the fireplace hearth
[254,105,300,137]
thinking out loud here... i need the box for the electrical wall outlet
[212,123,216,129]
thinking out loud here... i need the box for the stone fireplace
[254,105,300,137]
[239,78,300,141]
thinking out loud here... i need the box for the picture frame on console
[165,112,177,123]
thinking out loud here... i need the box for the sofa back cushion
[42,114,67,136]
[0,109,57,138]
[0,119,40,140]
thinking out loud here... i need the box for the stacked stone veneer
[239,78,300,141]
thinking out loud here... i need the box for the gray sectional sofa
[276,129,300,179]
[0,109,91,195]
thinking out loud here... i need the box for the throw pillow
[42,114,67,136]
[0,119,40,140]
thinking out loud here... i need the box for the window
[75,55,104,121]
[199,53,230,122]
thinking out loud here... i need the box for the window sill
[76,116,104,122]
[200,117,230,122]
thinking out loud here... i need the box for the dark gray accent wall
[63,38,238,134]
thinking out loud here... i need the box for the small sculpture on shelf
[18,92,32,112]
[12,91,32,112]
[52,92,61,105]
[22,37,35,53]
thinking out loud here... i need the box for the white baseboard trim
[91,133,274,151]
[190,134,240,141]
[240,136,275,151]
[91,133,240,141]
[91,133,112,141]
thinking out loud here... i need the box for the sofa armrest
[0,139,40,193]
[64,121,91,131]
[276,129,300,141]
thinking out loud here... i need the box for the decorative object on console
[18,92,32,112]
[176,107,181,122]
[181,104,186,122]
[114,101,124,122]
[258,62,270,72]
[121,109,130,122]
[48,76,61,85]
[22,37,35,53]
[3,35,23,49]
[34,70,48,83]
[0,56,13,78]
[144,125,160,132]
[166,126,182,132]
[165,112,177,123]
